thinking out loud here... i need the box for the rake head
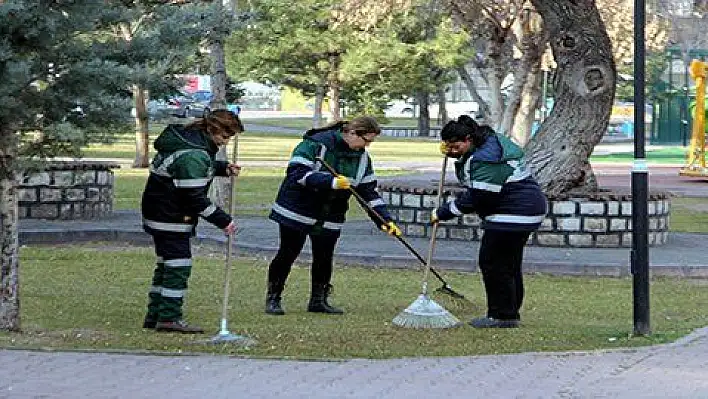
[392,294,461,329]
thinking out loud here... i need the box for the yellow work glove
[430,207,440,224]
[381,221,402,237]
[439,142,449,155]
[332,175,351,190]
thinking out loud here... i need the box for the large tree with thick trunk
[524,0,617,196]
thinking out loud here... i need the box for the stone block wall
[381,126,441,138]
[377,181,671,248]
[18,161,119,220]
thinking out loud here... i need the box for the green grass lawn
[93,124,708,233]
[670,197,708,233]
[240,117,431,130]
[590,147,689,164]
[114,166,416,219]
[2,245,707,359]
[83,131,441,162]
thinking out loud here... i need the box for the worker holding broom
[141,110,244,333]
[266,116,402,316]
[433,115,547,328]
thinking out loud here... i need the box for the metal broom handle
[422,155,448,295]
[220,135,239,332]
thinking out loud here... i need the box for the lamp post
[632,0,650,336]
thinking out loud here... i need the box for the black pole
[632,0,650,335]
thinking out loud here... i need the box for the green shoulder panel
[169,150,213,180]
[291,140,322,162]
[470,162,513,186]
[496,134,525,162]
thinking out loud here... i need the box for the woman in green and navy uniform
[141,110,243,333]
[434,115,548,328]
[266,116,401,315]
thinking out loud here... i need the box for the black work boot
[265,281,285,315]
[307,283,344,314]
[142,314,157,329]
[155,320,205,334]
[469,316,519,329]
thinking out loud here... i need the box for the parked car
[186,90,241,117]
[384,100,415,117]
[185,90,212,118]
[132,94,197,120]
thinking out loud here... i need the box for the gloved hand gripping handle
[315,156,466,299]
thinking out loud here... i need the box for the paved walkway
[3,327,708,398]
[9,157,708,398]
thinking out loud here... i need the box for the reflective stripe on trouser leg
[147,256,165,318]
[153,232,192,322]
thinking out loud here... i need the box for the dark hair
[186,109,244,138]
[440,115,490,148]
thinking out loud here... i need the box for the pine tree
[0,0,137,330]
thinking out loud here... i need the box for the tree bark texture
[210,39,228,111]
[525,0,616,196]
[119,23,150,169]
[511,69,542,147]
[503,11,547,145]
[0,127,20,331]
[313,84,326,128]
[327,55,342,121]
[209,3,230,210]
[133,85,150,168]
[485,38,507,131]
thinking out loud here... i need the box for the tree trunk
[436,84,449,125]
[416,91,431,137]
[525,0,616,196]
[484,36,509,131]
[209,38,228,111]
[508,20,547,146]
[457,65,491,122]
[133,85,150,168]
[313,84,326,128]
[0,127,20,331]
[327,54,342,122]
[501,9,546,141]
[208,0,232,210]
[511,70,542,147]
[119,23,150,169]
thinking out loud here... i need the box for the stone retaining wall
[378,181,671,248]
[18,161,119,220]
[381,126,441,138]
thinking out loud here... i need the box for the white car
[384,101,415,117]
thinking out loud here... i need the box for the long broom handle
[315,156,451,285]
[422,156,448,295]
[220,135,239,331]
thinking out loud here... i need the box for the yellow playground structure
[680,59,708,177]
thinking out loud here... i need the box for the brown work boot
[155,320,205,334]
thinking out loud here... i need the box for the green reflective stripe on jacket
[456,134,530,189]
[291,132,374,186]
